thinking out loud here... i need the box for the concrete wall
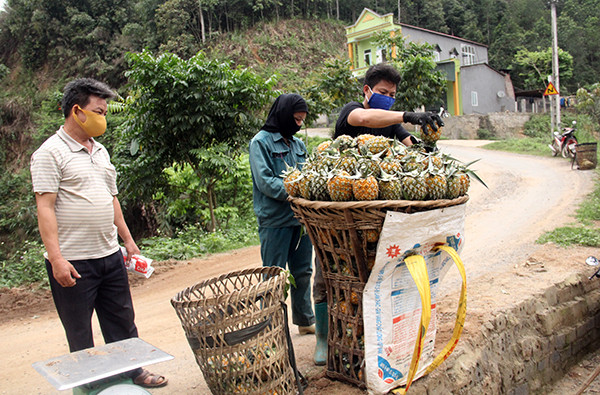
[441,113,531,140]
[461,65,516,115]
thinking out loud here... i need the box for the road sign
[544,82,559,96]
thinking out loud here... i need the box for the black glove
[403,112,444,131]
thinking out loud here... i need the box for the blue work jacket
[249,130,307,228]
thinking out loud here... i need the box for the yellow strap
[394,254,431,394]
[424,245,467,374]
[392,245,467,394]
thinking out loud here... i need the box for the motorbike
[549,121,578,159]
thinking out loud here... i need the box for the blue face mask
[368,87,395,110]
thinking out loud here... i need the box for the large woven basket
[574,142,597,170]
[289,196,469,387]
[171,267,296,394]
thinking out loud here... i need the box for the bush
[477,129,494,140]
[0,240,48,288]
[523,113,598,142]
[0,64,9,81]
[138,220,259,261]
[523,114,551,138]
[0,169,39,253]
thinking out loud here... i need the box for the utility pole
[550,0,561,130]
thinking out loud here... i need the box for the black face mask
[261,94,309,139]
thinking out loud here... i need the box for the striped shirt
[30,126,120,260]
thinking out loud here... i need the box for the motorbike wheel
[551,140,560,157]
[561,138,577,158]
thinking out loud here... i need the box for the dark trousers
[46,250,142,377]
[312,256,327,304]
[258,226,315,326]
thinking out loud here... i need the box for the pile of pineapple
[284,133,479,202]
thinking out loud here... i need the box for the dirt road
[0,140,595,394]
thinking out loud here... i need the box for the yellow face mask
[72,105,107,137]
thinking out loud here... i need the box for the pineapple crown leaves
[280,161,300,178]
[331,134,357,152]
[313,144,338,157]
[389,139,408,154]
[328,168,355,180]
[379,168,401,182]
[400,169,424,179]
[446,158,488,189]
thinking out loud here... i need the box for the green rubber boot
[314,302,328,366]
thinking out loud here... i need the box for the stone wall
[411,272,600,394]
[442,113,532,140]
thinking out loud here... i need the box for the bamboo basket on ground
[171,267,297,395]
[289,196,469,388]
[574,142,598,170]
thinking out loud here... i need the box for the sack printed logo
[386,244,402,258]
[377,356,403,384]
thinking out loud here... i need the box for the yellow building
[345,8,515,115]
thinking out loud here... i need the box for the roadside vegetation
[536,170,600,247]
[482,85,600,248]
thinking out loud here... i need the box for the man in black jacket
[334,63,442,144]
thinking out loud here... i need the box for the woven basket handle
[187,316,272,350]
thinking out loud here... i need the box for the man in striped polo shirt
[30,78,167,388]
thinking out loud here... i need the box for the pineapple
[357,155,381,178]
[378,174,404,200]
[364,135,391,155]
[420,124,443,146]
[353,174,379,200]
[287,136,485,202]
[402,152,427,173]
[312,153,337,173]
[282,167,302,197]
[356,134,376,151]
[298,171,314,200]
[315,140,332,155]
[335,149,359,174]
[402,172,428,200]
[332,134,356,152]
[327,170,354,201]
[445,162,473,198]
[390,140,409,160]
[446,172,469,199]
[424,170,448,200]
[379,157,403,176]
[425,152,444,170]
[310,170,331,201]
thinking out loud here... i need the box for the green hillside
[206,19,348,91]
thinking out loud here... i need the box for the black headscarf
[261,94,309,139]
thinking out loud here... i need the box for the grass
[483,137,551,157]
[536,167,600,247]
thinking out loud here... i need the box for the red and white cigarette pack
[120,247,155,278]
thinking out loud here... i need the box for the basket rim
[288,195,469,210]
[171,266,286,307]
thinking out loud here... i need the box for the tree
[374,32,446,111]
[577,84,600,129]
[119,50,277,231]
[513,47,573,91]
[301,58,361,125]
